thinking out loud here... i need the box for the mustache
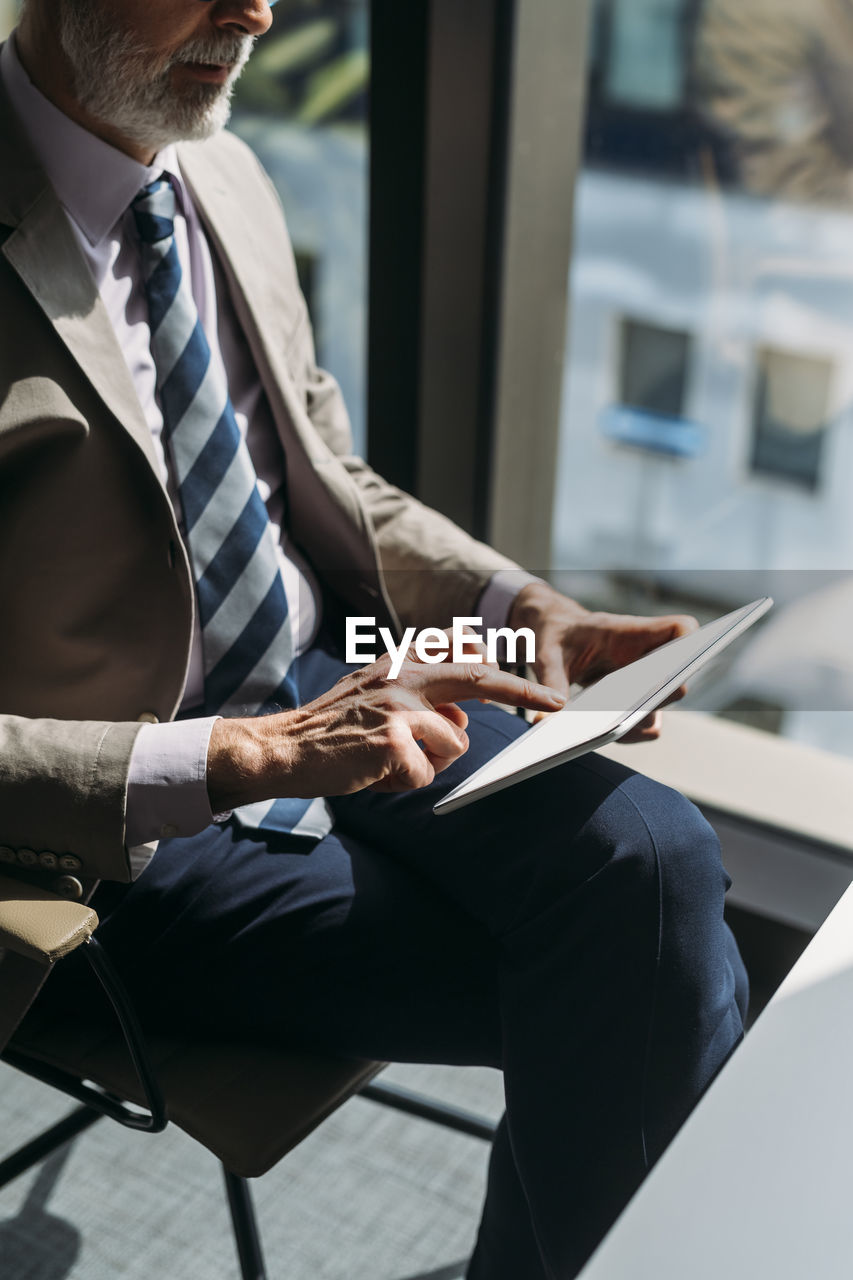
[169,33,255,69]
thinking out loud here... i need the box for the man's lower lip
[181,63,230,84]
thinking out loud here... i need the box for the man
[0,2,748,1276]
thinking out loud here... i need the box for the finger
[433,701,469,730]
[534,641,571,701]
[413,663,567,712]
[454,624,489,659]
[402,629,497,677]
[436,624,494,669]
[660,683,687,707]
[615,614,698,663]
[370,734,437,791]
[654,613,698,641]
[580,618,688,681]
[411,707,469,773]
[617,709,663,743]
[370,767,435,793]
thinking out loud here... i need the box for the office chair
[0,874,496,1279]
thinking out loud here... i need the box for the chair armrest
[0,874,98,965]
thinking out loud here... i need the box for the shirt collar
[0,32,185,247]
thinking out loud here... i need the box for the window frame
[367,0,587,563]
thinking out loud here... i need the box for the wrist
[206,713,295,812]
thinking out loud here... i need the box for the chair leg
[222,1166,267,1280]
[0,1104,103,1190]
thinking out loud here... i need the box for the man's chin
[175,99,234,144]
[115,94,234,152]
[169,80,235,138]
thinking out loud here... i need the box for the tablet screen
[434,598,772,814]
[567,598,769,715]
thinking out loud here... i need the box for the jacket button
[17,849,38,867]
[137,711,160,724]
[52,875,83,900]
[38,852,58,870]
[58,855,82,872]
[0,846,15,864]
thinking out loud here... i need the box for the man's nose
[209,0,275,38]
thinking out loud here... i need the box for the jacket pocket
[0,378,89,463]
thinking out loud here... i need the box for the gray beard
[57,0,254,153]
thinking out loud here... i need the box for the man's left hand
[508,581,697,743]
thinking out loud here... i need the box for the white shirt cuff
[477,570,545,635]
[125,717,220,877]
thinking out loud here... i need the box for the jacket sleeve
[0,716,145,883]
[287,284,522,630]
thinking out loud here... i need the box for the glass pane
[604,0,684,110]
[750,348,830,492]
[231,0,369,453]
[0,2,18,40]
[620,319,690,418]
[555,0,853,755]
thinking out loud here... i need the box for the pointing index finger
[411,662,567,712]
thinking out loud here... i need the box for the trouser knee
[499,762,730,984]
[539,769,728,1008]
[622,772,726,895]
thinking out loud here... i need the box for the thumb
[654,613,698,641]
[631,614,695,656]
[535,641,571,701]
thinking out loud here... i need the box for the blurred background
[230,0,370,450]
[2,0,851,754]
[553,0,853,759]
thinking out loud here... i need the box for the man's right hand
[206,651,566,812]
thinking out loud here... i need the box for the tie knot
[132,174,177,245]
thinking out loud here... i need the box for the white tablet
[433,597,773,816]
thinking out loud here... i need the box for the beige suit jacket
[0,79,519,1047]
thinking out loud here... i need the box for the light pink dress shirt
[1,33,535,873]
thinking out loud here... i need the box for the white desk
[579,880,853,1279]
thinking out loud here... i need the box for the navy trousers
[63,644,748,1279]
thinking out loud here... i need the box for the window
[620,318,690,419]
[599,319,704,459]
[750,348,831,492]
[585,0,706,177]
[231,0,370,453]
[552,0,853,759]
[603,0,686,111]
[0,2,17,40]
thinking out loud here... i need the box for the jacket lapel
[178,139,395,623]
[0,77,159,475]
[0,77,395,625]
[177,142,326,456]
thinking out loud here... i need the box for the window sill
[600,709,853,930]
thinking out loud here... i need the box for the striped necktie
[133,174,332,839]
